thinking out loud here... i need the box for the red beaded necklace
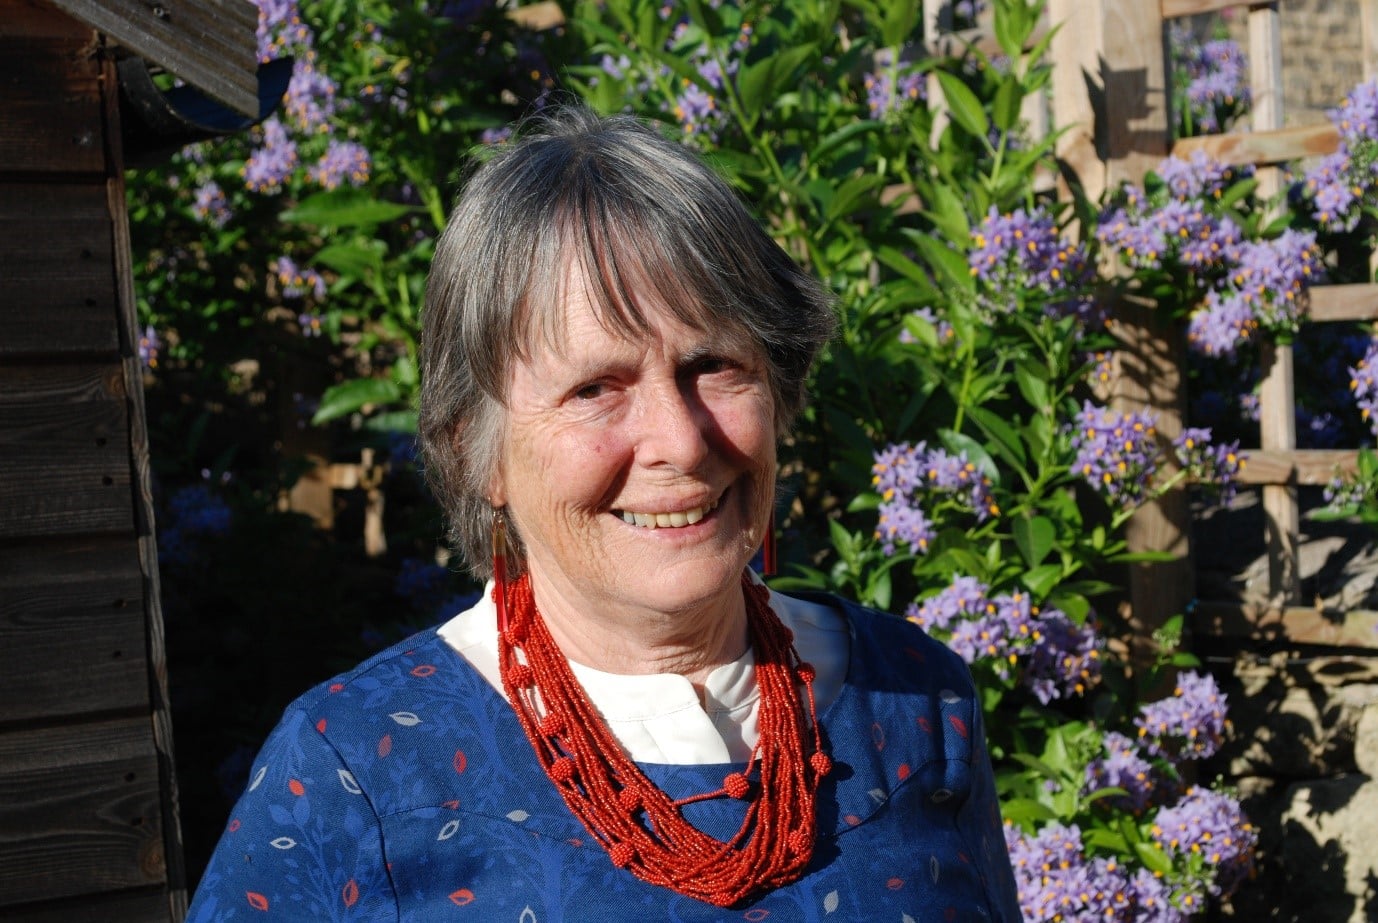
[495,571,831,908]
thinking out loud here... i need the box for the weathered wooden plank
[49,0,259,117]
[1193,601,1378,648]
[0,536,149,724]
[0,32,104,175]
[2,886,170,923]
[1309,283,1378,322]
[1049,0,1170,203]
[1161,0,1243,19]
[508,1,565,31]
[0,363,125,405]
[0,182,119,357]
[0,717,166,905]
[1171,122,1340,167]
[1237,448,1359,486]
[0,398,133,538]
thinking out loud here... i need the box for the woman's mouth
[615,497,720,529]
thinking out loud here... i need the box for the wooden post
[1248,3,1301,604]
[1049,0,1188,647]
[923,0,952,144]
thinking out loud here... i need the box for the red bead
[550,757,575,782]
[723,772,750,799]
[617,787,641,811]
[608,842,635,868]
[796,663,816,683]
[810,751,832,776]
[508,663,534,687]
[787,829,810,853]
[538,713,565,735]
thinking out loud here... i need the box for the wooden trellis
[1168,0,1378,616]
[930,1,1378,644]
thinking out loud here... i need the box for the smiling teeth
[620,499,717,529]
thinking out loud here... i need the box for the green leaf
[1021,562,1064,598]
[1013,515,1055,567]
[1014,358,1051,412]
[281,189,420,228]
[312,378,403,424]
[935,71,990,139]
[991,76,1024,134]
[969,406,1027,468]
[904,230,975,293]
[737,44,818,123]
[313,241,383,278]
[921,181,973,244]
[1133,841,1174,876]
[361,410,418,434]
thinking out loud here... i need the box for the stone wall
[1216,1,1372,124]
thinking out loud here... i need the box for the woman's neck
[523,569,751,693]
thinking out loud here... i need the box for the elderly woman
[188,107,1020,920]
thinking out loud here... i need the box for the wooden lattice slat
[1161,0,1241,20]
[1171,122,1340,166]
[1238,449,1360,486]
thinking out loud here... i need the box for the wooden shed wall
[0,0,183,918]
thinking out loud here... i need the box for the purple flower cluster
[1085,731,1159,813]
[1134,670,1228,761]
[1350,338,1378,437]
[308,139,371,189]
[1171,24,1250,133]
[1152,786,1257,897]
[138,325,161,370]
[969,206,1097,322]
[255,0,313,63]
[272,256,327,301]
[1005,821,1182,922]
[243,118,298,192]
[864,49,925,119]
[159,484,234,567]
[1173,427,1244,505]
[906,577,1104,704]
[1185,229,1324,356]
[285,58,338,133]
[192,181,231,227]
[1302,80,1378,232]
[872,442,999,554]
[1069,402,1160,507]
[898,307,954,346]
[1156,149,1245,201]
[1097,175,1246,273]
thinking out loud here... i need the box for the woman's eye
[574,381,606,401]
[693,356,733,375]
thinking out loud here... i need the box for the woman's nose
[638,381,711,471]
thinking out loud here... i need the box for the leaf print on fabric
[342,878,359,908]
[338,768,362,793]
[449,888,475,906]
[378,734,393,757]
[248,765,267,792]
[246,891,270,911]
[520,907,538,923]
[940,688,961,704]
[288,778,305,796]
[438,819,460,840]
[823,890,840,913]
[390,711,422,726]
[506,809,530,822]
[270,836,297,849]
[745,909,771,921]
[453,750,467,774]
[872,722,886,751]
[948,714,969,738]
[930,855,941,884]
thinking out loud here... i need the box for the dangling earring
[492,508,509,636]
[762,510,778,577]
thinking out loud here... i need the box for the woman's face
[490,263,776,626]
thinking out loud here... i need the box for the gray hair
[418,106,835,580]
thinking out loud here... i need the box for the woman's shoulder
[285,626,477,724]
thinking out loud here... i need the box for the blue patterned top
[187,594,1021,921]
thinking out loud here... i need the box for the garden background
[125,0,1378,919]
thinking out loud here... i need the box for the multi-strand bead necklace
[495,571,831,907]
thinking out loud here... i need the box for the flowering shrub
[133,0,1378,908]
